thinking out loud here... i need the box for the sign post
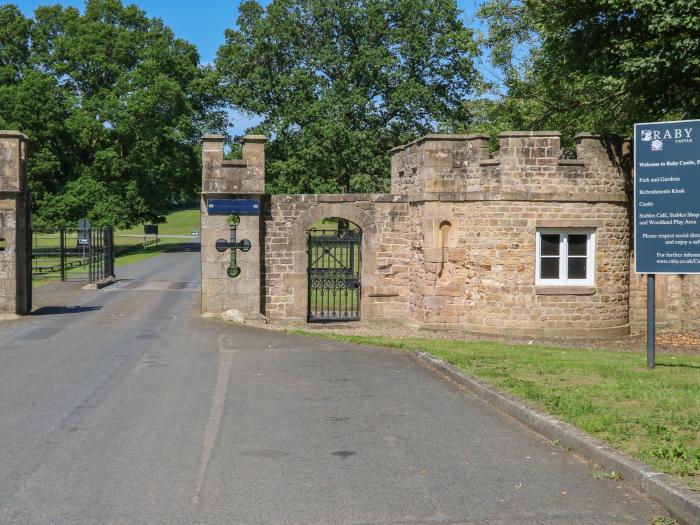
[144,224,159,248]
[77,218,90,267]
[634,119,700,368]
[77,218,90,247]
[646,273,655,368]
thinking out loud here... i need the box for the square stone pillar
[201,134,267,321]
[0,131,30,316]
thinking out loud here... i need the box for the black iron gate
[307,228,361,322]
[32,227,115,283]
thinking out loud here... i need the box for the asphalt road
[0,247,667,524]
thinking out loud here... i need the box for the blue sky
[15,0,487,134]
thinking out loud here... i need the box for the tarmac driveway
[0,248,666,524]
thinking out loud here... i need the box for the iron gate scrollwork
[307,228,361,322]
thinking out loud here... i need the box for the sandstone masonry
[0,131,31,316]
[200,130,698,338]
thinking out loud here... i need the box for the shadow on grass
[143,241,200,254]
[116,241,199,257]
[656,362,700,370]
[114,242,200,263]
[32,305,102,316]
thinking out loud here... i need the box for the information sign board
[77,218,90,246]
[635,119,700,274]
[207,199,260,215]
[144,224,158,235]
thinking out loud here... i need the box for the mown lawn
[32,240,190,288]
[291,331,700,491]
[117,208,200,236]
[32,209,200,287]
[112,240,190,268]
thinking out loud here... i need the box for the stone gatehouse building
[200,131,700,338]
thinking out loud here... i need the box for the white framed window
[535,229,595,286]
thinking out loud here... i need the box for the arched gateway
[307,218,362,322]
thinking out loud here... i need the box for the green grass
[113,241,189,267]
[32,208,200,287]
[290,331,700,490]
[32,240,190,288]
[117,208,200,236]
[32,240,189,288]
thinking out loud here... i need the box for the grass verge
[290,330,700,491]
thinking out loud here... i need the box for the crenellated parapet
[390,134,490,196]
[391,131,630,202]
[201,134,267,194]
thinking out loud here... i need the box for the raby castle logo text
[640,127,693,152]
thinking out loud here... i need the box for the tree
[473,0,700,141]
[0,1,225,228]
[216,0,481,194]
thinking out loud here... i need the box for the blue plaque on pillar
[207,199,260,215]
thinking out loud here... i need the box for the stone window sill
[535,286,596,296]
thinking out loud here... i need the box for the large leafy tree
[473,0,700,140]
[0,1,224,228]
[216,0,481,194]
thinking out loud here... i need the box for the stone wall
[629,268,700,334]
[201,129,700,338]
[263,194,411,322]
[394,132,631,337]
[410,200,629,337]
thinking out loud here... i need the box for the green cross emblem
[215,214,251,278]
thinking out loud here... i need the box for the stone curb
[410,351,700,525]
[81,276,116,290]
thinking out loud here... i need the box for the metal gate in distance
[307,229,361,322]
[32,227,115,283]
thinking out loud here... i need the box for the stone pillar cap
[499,131,561,138]
[575,132,623,140]
[241,135,268,143]
[390,133,490,153]
[202,134,225,141]
[0,131,28,139]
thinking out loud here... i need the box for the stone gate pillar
[200,134,267,321]
[0,131,30,316]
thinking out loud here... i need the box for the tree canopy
[216,0,481,194]
[0,0,223,228]
[2,0,699,218]
[473,0,700,141]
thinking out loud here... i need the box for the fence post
[110,228,115,277]
[88,228,93,283]
[60,227,65,281]
[104,227,114,278]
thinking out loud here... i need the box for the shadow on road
[31,306,103,316]
[176,242,200,253]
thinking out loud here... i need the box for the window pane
[568,234,588,256]
[540,234,560,256]
[540,257,560,279]
[568,257,587,279]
